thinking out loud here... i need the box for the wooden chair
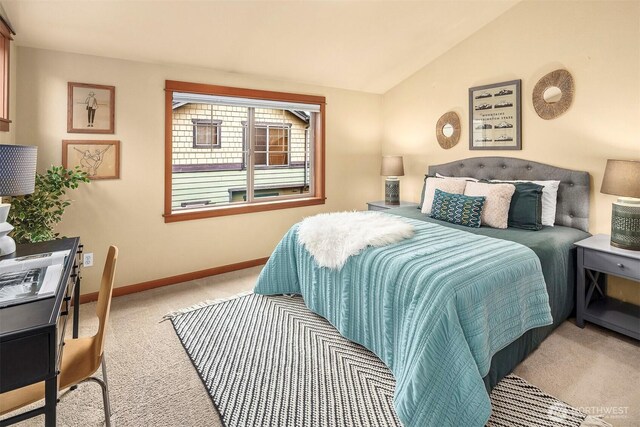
[0,246,118,426]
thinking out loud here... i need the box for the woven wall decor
[436,111,461,149]
[532,69,574,120]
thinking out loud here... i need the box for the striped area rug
[168,293,610,427]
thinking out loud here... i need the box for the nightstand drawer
[368,204,387,211]
[367,201,419,211]
[583,250,640,281]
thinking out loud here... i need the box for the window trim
[192,119,222,149]
[0,18,13,132]
[164,80,326,222]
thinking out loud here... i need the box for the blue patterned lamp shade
[0,145,37,255]
[0,144,38,196]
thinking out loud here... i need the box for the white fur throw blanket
[297,211,415,270]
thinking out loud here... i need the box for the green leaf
[7,165,90,244]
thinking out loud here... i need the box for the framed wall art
[62,140,120,180]
[67,82,115,134]
[469,79,521,150]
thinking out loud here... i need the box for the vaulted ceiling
[3,0,519,94]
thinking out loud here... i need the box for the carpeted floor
[3,266,639,426]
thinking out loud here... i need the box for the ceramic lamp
[600,159,640,250]
[0,144,38,255]
[381,156,404,205]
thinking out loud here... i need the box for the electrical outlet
[83,253,94,267]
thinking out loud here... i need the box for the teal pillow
[430,189,485,228]
[493,181,544,230]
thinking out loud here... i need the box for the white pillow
[491,179,560,226]
[421,178,467,215]
[464,182,515,229]
[435,173,479,182]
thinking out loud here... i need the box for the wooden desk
[0,238,82,426]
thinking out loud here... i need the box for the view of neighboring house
[171,102,312,210]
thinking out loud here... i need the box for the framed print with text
[469,79,521,150]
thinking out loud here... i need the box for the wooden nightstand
[575,234,640,340]
[367,201,419,211]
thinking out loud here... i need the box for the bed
[255,156,591,427]
[422,156,590,389]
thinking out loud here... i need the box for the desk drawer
[56,267,76,367]
[56,309,69,369]
[584,250,640,281]
[0,332,50,392]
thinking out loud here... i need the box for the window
[0,16,14,132]
[244,123,291,166]
[192,119,221,148]
[165,81,325,221]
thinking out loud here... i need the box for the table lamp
[0,144,38,256]
[600,159,640,250]
[381,155,404,205]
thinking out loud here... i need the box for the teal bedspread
[387,206,590,391]
[254,217,553,427]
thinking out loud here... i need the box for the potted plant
[8,165,90,244]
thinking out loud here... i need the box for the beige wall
[383,0,639,232]
[14,0,640,298]
[382,0,640,302]
[16,47,382,294]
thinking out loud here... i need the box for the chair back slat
[95,246,118,360]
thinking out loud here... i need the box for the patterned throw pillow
[420,177,468,214]
[430,189,485,228]
[464,181,516,229]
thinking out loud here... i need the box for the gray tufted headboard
[428,157,590,232]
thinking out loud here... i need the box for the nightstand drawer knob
[617,263,624,268]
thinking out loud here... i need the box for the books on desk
[0,250,71,308]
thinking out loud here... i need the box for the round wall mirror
[542,86,562,103]
[442,123,454,137]
[533,69,574,119]
[436,112,461,149]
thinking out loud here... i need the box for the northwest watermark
[579,405,629,419]
[547,403,629,421]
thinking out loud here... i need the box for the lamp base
[0,203,16,256]
[385,178,400,205]
[610,198,640,251]
[0,234,16,256]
